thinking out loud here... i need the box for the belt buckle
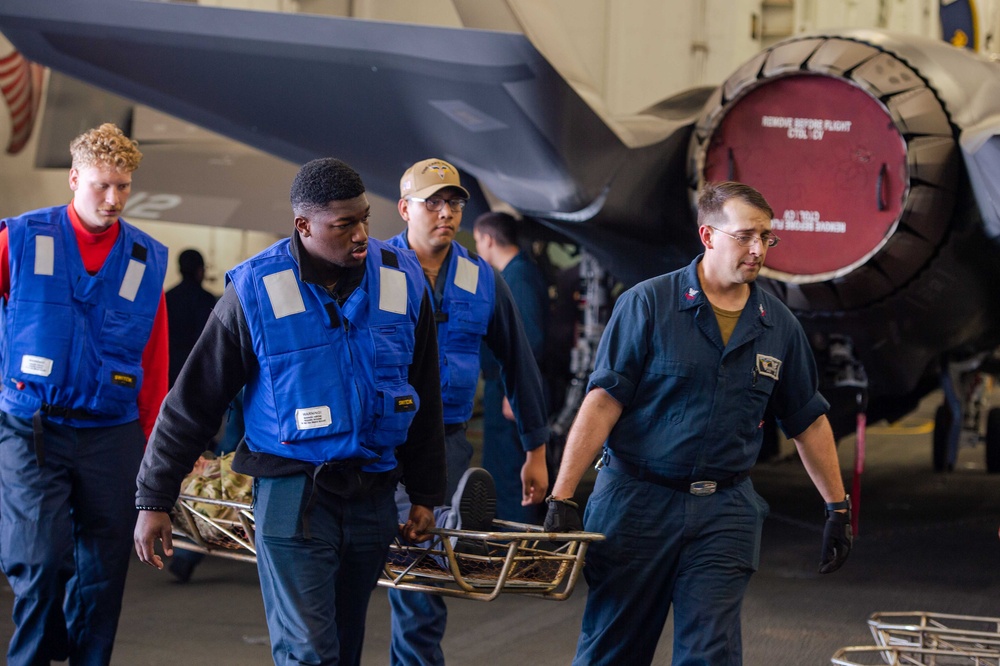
[689,480,717,496]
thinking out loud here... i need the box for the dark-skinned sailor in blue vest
[385,159,550,666]
[134,158,446,666]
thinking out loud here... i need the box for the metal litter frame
[830,611,1000,665]
[171,496,603,601]
[831,645,1000,665]
[171,494,257,562]
[869,612,1000,656]
[378,518,605,601]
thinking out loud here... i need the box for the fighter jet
[2,0,999,471]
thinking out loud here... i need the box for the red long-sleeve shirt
[0,201,169,437]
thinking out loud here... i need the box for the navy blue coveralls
[0,206,166,666]
[385,232,549,666]
[574,256,828,666]
[481,249,549,524]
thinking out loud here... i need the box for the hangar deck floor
[0,390,997,665]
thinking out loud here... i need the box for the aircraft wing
[0,0,626,219]
[9,0,1000,445]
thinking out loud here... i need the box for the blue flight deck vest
[387,233,494,424]
[0,206,167,427]
[228,237,423,471]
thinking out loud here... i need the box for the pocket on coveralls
[253,475,308,540]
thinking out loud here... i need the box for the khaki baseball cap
[399,158,470,200]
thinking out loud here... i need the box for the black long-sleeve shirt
[136,234,446,511]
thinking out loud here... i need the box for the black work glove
[543,496,582,532]
[819,503,852,574]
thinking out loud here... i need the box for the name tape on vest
[395,395,416,412]
[111,371,137,388]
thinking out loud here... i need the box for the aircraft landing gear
[934,357,997,473]
[827,335,868,536]
[550,251,611,440]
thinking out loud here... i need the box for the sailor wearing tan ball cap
[385,158,551,666]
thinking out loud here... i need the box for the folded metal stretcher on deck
[170,493,604,601]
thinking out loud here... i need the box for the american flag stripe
[0,46,43,155]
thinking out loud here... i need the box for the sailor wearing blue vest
[385,158,550,666]
[544,182,852,666]
[0,123,170,666]
[134,158,447,666]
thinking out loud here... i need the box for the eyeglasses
[708,226,780,248]
[408,196,468,212]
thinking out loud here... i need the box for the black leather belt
[39,403,99,420]
[444,422,467,436]
[599,450,749,496]
[32,403,100,468]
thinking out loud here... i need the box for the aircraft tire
[932,404,952,473]
[985,407,1000,473]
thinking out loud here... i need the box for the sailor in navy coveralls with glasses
[544,181,852,666]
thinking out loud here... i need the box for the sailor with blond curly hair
[0,122,169,665]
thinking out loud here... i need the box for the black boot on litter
[451,467,496,532]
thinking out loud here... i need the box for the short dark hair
[697,181,773,226]
[177,248,204,279]
[473,211,518,247]
[290,158,365,215]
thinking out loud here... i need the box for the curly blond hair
[69,123,142,172]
